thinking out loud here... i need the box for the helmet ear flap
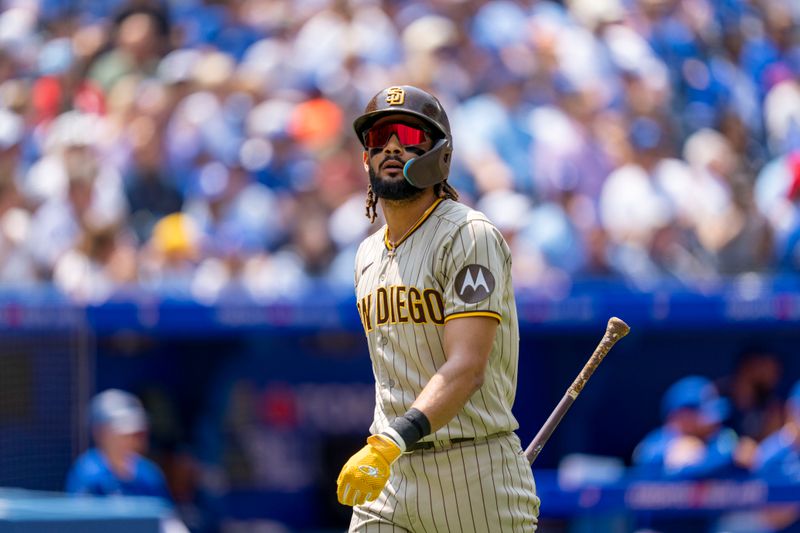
[402,138,452,188]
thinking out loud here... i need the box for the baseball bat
[524,316,630,465]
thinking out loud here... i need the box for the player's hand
[336,434,401,506]
[665,435,706,470]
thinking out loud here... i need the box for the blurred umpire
[335,85,540,531]
[66,388,171,500]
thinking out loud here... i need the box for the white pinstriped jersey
[354,198,520,443]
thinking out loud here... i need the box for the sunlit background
[0,0,799,531]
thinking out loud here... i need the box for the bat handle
[524,394,575,464]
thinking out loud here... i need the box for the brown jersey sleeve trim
[443,311,501,323]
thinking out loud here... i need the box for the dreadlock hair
[364,181,459,223]
[366,183,379,223]
[434,180,459,202]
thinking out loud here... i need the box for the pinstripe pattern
[350,433,539,532]
[355,199,519,440]
[352,198,538,531]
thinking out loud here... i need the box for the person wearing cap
[632,376,748,533]
[65,389,171,500]
[632,375,742,479]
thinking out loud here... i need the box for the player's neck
[381,189,438,245]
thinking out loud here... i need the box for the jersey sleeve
[139,458,173,502]
[438,218,509,323]
[65,454,103,495]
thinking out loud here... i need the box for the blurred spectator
[632,375,752,533]
[679,128,773,274]
[632,375,742,479]
[53,223,138,302]
[31,37,105,125]
[755,147,800,272]
[273,194,338,283]
[754,380,800,481]
[599,116,715,288]
[123,113,184,244]
[453,63,532,196]
[0,0,795,299]
[27,115,127,278]
[88,4,171,94]
[737,380,800,533]
[0,108,36,283]
[139,212,200,294]
[26,112,128,279]
[66,388,191,532]
[476,189,544,285]
[739,0,800,101]
[66,388,171,499]
[717,349,785,443]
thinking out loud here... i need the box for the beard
[368,163,424,202]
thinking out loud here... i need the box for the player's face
[98,427,148,457]
[363,115,434,201]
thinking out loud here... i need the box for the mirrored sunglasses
[363,122,430,148]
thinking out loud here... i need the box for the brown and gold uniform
[351,197,539,532]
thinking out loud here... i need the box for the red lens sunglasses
[363,122,430,148]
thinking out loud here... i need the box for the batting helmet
[353,85,453,189]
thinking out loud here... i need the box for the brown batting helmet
[353,85,453,188]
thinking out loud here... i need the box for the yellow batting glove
[336,434,402,506]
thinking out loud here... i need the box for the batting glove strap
[379,427,407,452]
[367,434,402,462]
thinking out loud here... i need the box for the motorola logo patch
[454,265,495,303]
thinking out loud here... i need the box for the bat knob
[607,317,630,338]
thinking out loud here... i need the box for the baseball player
[336,85,540,532]
[66,389,171,499]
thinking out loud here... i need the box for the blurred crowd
[630,350,800,532]
[0,0,799,302]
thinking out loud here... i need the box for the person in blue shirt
[66,388,172,500]
[633,375,742,479]
[632,376,747,533]
[754,379,800,482]
[737,379,800,533]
